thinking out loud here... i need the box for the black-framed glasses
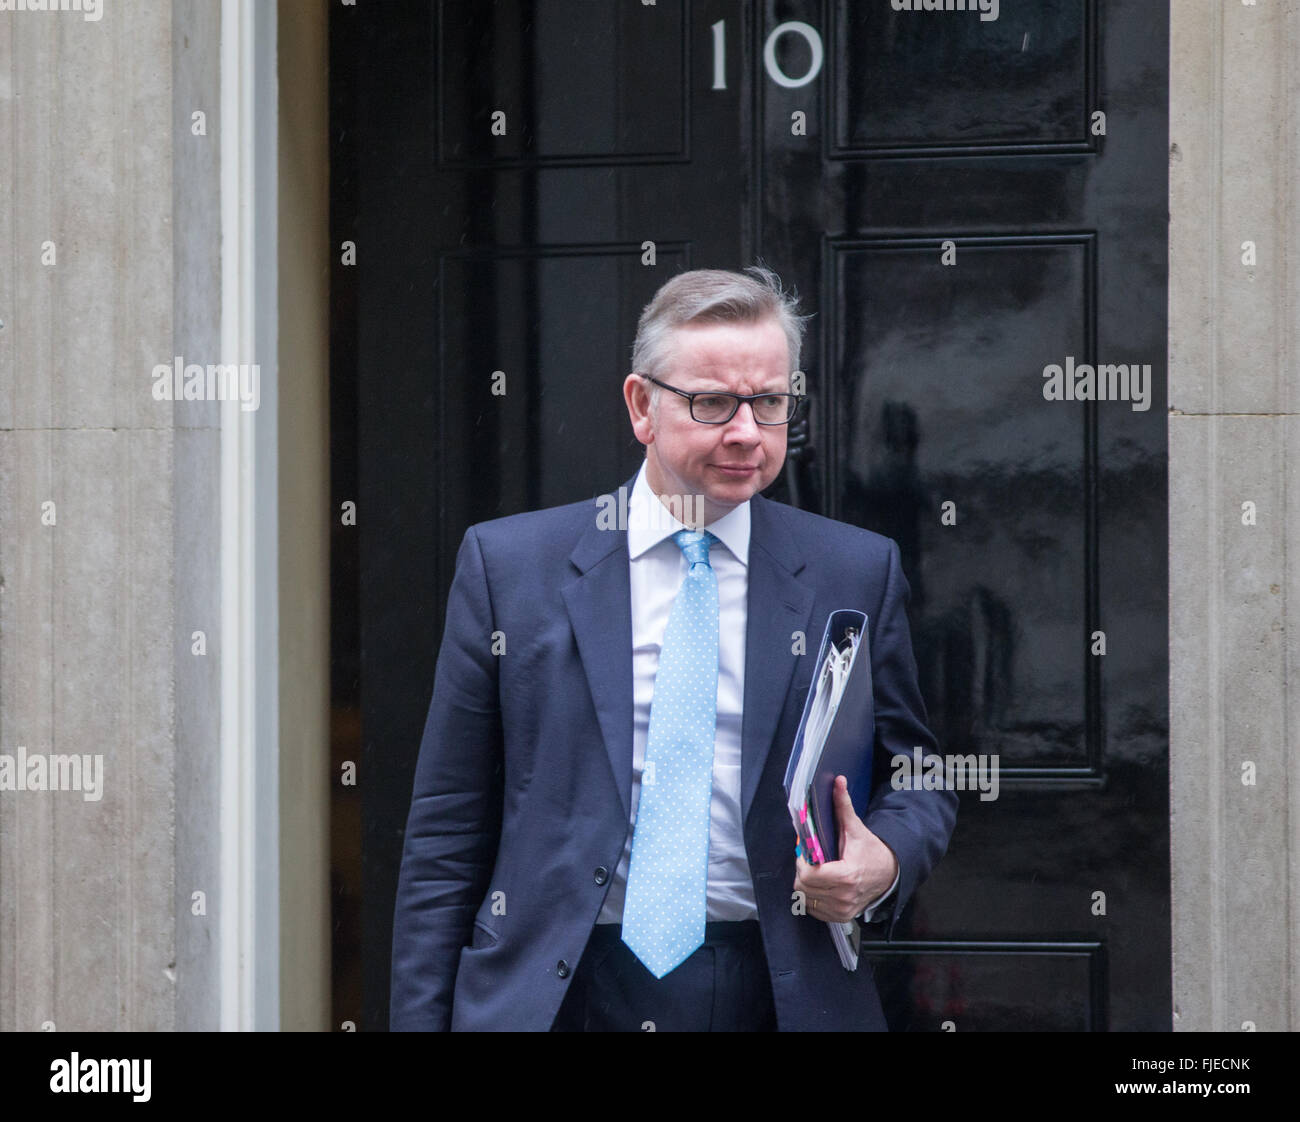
[639,374,801,425]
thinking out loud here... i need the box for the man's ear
[623,374,655,446]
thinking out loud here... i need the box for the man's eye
[694,395,730,410]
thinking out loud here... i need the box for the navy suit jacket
[390,473,957,1031]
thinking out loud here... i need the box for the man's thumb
[835,775,864,832]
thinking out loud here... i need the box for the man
[390,267,957,1031]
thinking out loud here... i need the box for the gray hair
[631,266,809,409]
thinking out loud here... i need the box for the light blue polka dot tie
[622,528,720,979]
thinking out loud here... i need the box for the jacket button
[593,866,609,885]
[556,960,571,979]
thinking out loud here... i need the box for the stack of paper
[786,627,858,862]
[783,610,874,972]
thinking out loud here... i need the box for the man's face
[623,316,790,526]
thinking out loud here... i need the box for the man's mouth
[712,463,759,476]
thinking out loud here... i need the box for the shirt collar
[626,460,750,567]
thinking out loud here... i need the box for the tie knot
[673,528,717,568]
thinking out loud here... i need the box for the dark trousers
[551,920,778,1032]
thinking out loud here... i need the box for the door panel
[333,0,1169,1031]
[831,0,1095,154]
[832,235,1095,773]
[754,0,1167,1031]
[336,0,755,1029]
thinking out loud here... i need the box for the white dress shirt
[596,460,898,926]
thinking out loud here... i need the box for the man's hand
[794,775,899,923]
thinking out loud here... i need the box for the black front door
[332,0,1169,1031]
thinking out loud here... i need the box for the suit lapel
[741,494,815,823]
[561,475,637,821]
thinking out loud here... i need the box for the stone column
[0,0,222,1031]
[1169,0,1300,1031]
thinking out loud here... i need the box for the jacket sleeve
[861,538,958,940]
[390,525,505,1031]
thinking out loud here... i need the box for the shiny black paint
[333,0,1170,1030]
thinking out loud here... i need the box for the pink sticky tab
[799,804,808,824]
[810,836,825,864]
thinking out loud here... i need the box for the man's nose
[722,401,762,441]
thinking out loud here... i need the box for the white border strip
[219,0,279,1031]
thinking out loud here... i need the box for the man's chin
[702,472,773,507]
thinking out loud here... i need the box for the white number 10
[711,19,825,92]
